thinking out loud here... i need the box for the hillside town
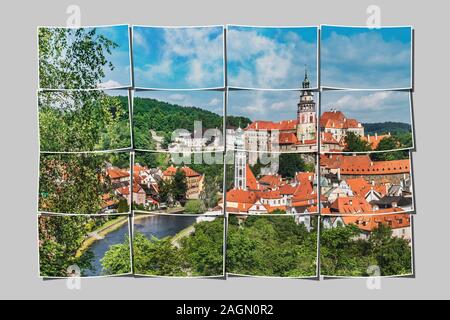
[320,153,413,215]
[101,163,216,214]
[224,70,396,154]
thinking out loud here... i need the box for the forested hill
[362,122,412,135]
[132,97,251,133]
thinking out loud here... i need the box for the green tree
[38,27,117,89]
[227,216,317,277]
[278,153,313,178]
[370,135,410,161]
[132,233,185,276]
[369,225,412,276]
[343,132,372,152]
[181,219,224,276]
[172,169,188,205]
[39,215,93,277]
[39,153,129,214]
[100,237,132,275]
[184,199,206,214]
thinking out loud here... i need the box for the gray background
[0,0,446,299]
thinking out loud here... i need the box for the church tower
[234,127,247,190]
[297,68,316,141]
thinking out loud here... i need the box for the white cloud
[322,91,411,123]
[97,79,122,88]
[168,93,186,101]
[228,28,316,89]
[136,27,223,88]
[207,98,221,107]
[322,31,411,88]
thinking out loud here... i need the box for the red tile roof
[162,165,201,177]
[246,164,260,190]
[321,132,340,144]
[278,132,298,145]
[362,134,392,150]
[343,213,410,232]
[107,168,130,179]
[320,111,362,129]
[245,120,298,131]
[321,154,410,175]
[259,174,282,189]
[330,196,373,214]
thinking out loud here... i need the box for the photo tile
[38,152,132,215]
[132,25,225,89]
[134,90,225,152]
[38,213,132,278]
[38,90,131,152]
[226,214,319,278]
[224,151,318,215]
[320,213,414,278]
[226,89,318,153]
[319,91,414,153]
[133,151,225,216]
[321,25,413,90]
[38,25,132,90]
[227,25,318,89]
[319,151,414,216]
[133,213,225,277]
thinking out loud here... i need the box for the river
[84,215,197,276]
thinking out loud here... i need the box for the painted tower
[234,127,247,190]
[296,68,316,141]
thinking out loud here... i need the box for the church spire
[302,65,310,89]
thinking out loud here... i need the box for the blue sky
[321,26,412,89]
[133,26,224,89]
[93,25,131,88]
[321,91,412,124]
[227,26,318,89]
[228,90,302,122]
[134,90,224,116]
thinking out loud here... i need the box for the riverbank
[76,216,129,257]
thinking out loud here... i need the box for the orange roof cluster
[246,164,261,191]
[346,178,387,197]
[362,133,392,150]
[330,196,373,214]
[342,213,410,232]
[321,154,410,175]
[278,132,298,145]
[259,174,283,189]
[107,168,130,179]
[162,165,201,178]
[246,120,297,131]
[320,111,362,129]
[321,132,340,144]
[116,182,144,196]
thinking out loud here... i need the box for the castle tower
[297,68,316,141]
[234,127,247,190]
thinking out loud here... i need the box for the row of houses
[101,164,204,213]
[320,154,413,215]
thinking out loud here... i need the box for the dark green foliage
[39,215,94,277]
[117,199,129,213]
[39,27,118,89]
[104,219,225,277]
[344,132,372,152]
[38,153,129,214]
[370,134,412,161]
[227,216,318,277]
[278,153,314,178]
[173,169,188,205]
[39,91,131,152]
[100,237,132,275]
[363,122,411,136]
[320,223,412,277]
